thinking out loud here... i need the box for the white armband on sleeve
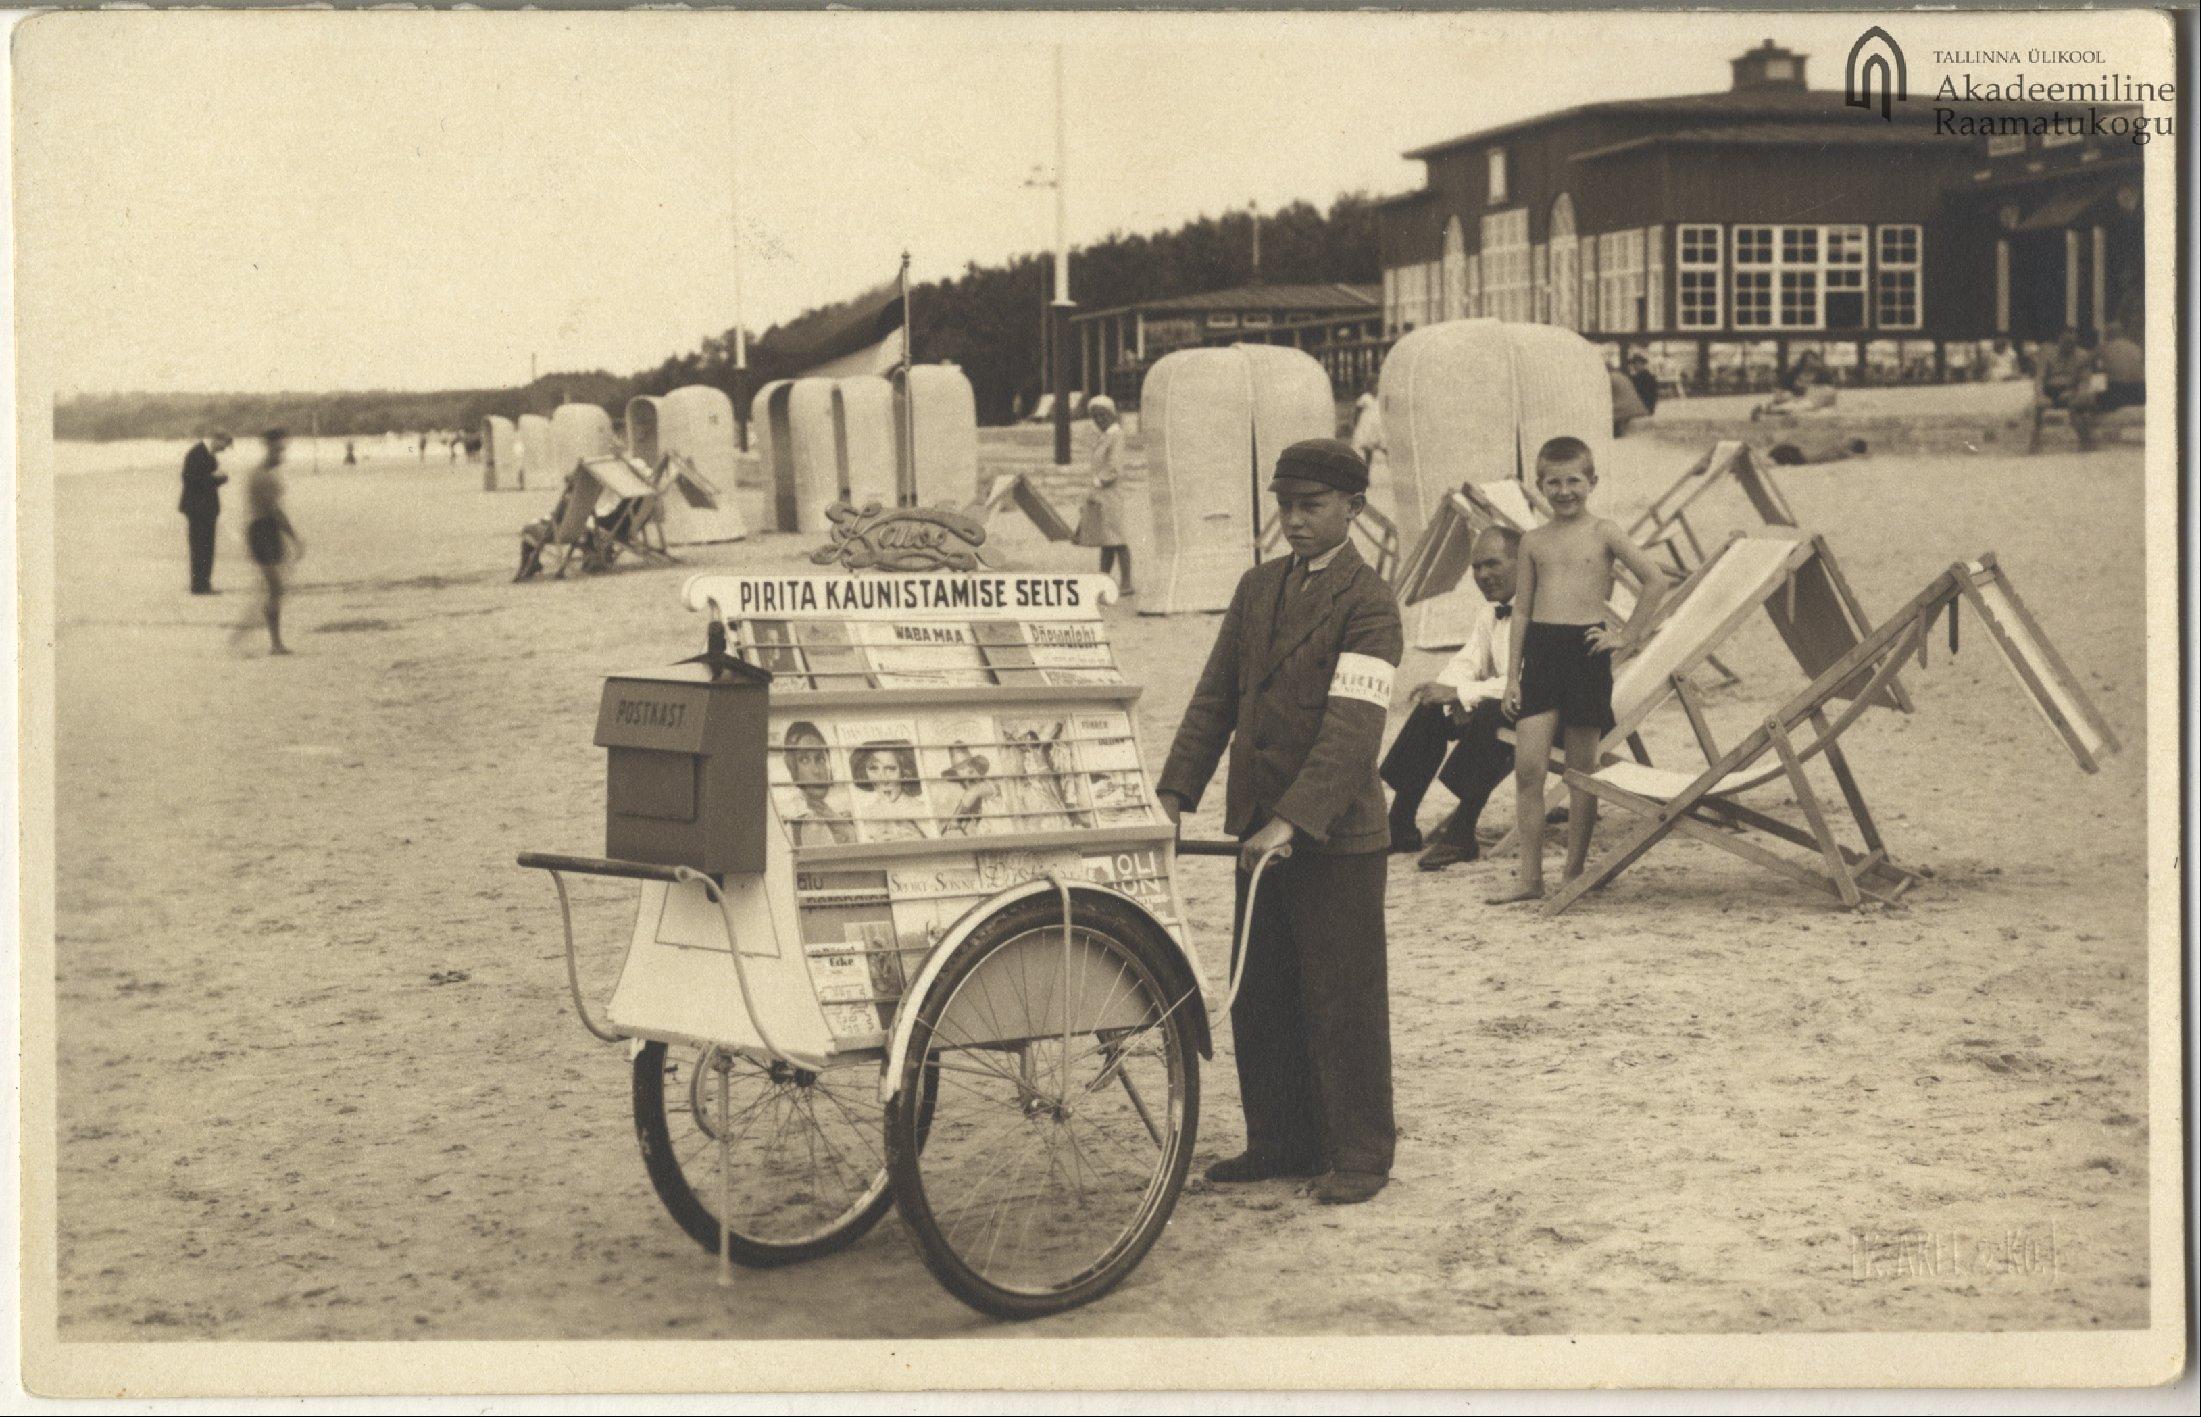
[1328,653,1395,708]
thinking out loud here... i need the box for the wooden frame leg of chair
[1769,724,1862,908]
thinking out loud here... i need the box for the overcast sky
[14,9,2131,395]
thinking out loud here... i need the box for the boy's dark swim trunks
[1516,620,1616,732]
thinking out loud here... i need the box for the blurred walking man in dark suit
[178,431,232,594]
[1157,438,1402,1206]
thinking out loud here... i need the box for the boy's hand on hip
[1584,624,1627,655]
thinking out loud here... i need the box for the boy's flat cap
[1270,438,1368,495]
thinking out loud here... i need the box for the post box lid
[595,668,731,752]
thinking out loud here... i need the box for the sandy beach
[49,423,2151,1341]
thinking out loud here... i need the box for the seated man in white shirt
[1380,526,1519,871]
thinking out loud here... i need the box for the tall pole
[1050,44,1075,467]
[729,67,752,451]
[900,250,918,506]
[1250,200,1261,281]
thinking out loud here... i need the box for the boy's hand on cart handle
[1242,816,1295,872]
[1158,791,1183,827]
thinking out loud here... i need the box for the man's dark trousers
[1380,700,1515,839]
[186,515,218,593]
[1230,848,1393,1175]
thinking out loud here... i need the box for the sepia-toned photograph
[10,5,2187,1398]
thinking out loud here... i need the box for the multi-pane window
[1487,148,1509,204]
[1677,224,1722,330]
[1442,218,1468,322]
[1579,237,1599,333]
[1465,253,1482,318]
[1480,208,1531,322]
[1644,225,1665,330]
[1532,244,1549,323]
[1731,222,1900,330]
[1549,195,1580,330]
[1596,229,1647,332]
[1825,225,1867,328]
[1875,224,1923,329]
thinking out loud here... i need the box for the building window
[1382,267,1401,334]
[1465,253,1481,318]
[1677,223,1722,330]
[2042,126,2084,149]
[1480,208,1531,321]
[1442,217,1467,322]
[1727,222,1894,330]
[1644,224,1665,330]
[1825,224,1867,328]
[1579,236,1599,333]
[1549,194,1580,330]
[1597,228,1648,332]
[1876,224,1923,329]
[1487,148,1508,205]
[1241,312,1272,328]
[1987,132,2027,158]
[1207,313,1239,330]
[1532,243,1550,323]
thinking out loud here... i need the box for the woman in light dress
[1072,396,1133,595]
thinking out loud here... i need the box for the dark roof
[1072,282,1378,323]
[1405,85,2125,163]
[1572,122,1957,162]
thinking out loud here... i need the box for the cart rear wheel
[634,1041,923,1268]
[885,892,1199,1319]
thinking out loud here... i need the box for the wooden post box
[594,660,770,874]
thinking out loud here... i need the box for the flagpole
[729,59,751,451]
[900,250,917,506]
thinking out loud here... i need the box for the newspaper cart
[519,572,1284,1320]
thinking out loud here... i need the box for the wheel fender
[879,879,1212,1104]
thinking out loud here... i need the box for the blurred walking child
[1488,436,1667,904]
[234,428,304,656]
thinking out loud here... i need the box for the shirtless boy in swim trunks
[1488,436,1668,905]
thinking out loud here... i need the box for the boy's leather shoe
[1205,1151,1320,1183]
[1312,1170,1388,1205]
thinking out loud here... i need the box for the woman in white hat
[1072,395,1132,594]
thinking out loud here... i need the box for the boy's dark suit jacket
[1158,537,1403,854]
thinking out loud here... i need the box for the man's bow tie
[1493,604,1513,620]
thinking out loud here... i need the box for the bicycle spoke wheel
[886,891,1199,1319]
[633,1041,899,1267]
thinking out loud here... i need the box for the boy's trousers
[1230,847,1395,1177]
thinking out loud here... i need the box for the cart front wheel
[633,1041,903,1268]
[885,891,1200,1319]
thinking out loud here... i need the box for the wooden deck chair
[1545,552,2117,915]
[1259,498,1401,579]
[581,454,677,571]
[968,470,1074,542]
[1486,531,1905,857]
[1627,440,1799,578]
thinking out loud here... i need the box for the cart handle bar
[515,851,831,1073]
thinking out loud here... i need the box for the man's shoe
[1418,839,1478,871]
[1388,817,1423,854]
[1205,1151,1320,1184]
[1312,1171,1388,1205]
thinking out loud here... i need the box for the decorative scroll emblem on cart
[811,502,987,572]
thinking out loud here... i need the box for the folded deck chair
[969,470,1074,542]
[1487,531,1906,858]
[1626,439,1799,577]
[1546,552,2117,915]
